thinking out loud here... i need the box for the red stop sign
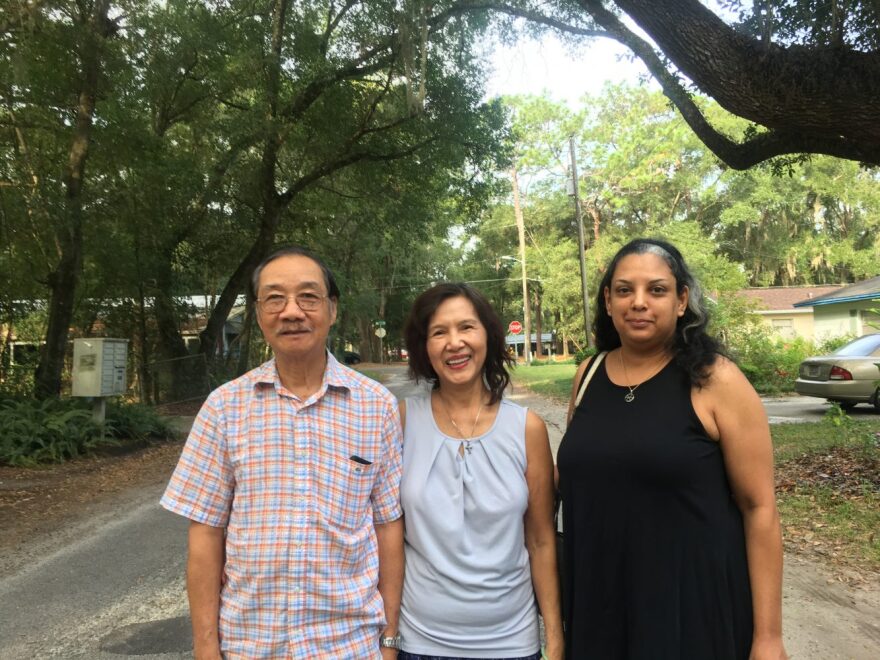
[508,320,523,335]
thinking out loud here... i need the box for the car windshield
[833,334,880,357]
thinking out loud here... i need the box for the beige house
[736,285,843,341]
[793,275,880,341]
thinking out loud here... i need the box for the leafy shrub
[105,401,174,441]
[729,331,813,395]
[0,366,35,400]
[0,399,105,466]
[0,398,173,466]
[574,346,598,363]
[816,333,857,354]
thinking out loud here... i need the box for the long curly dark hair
[404,283,513,404]
[595,238,725,387]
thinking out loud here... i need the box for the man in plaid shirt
[161,246,404,658]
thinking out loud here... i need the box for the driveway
[763,394,878,423]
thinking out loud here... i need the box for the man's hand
[380,647,398,660]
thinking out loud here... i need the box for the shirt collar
[254,351,352,395]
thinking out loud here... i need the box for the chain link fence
[143,353,211,415]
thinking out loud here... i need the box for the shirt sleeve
[371,402,403,525]
[160,390,234,527]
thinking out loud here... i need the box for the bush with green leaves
[574,346,598,364]
[105,401,174,441]
[816,333,858,354]
[0,398,173,466]
[727,329,813,395]
[0,366,36,400]
[0,399,103,466]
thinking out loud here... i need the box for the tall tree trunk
[154,287,191,402]
[34,0,112,398]
[534,294,544,358]
[235,297,256,376]
[200,0,289,368]
[136,280,152,405]
[199,200,283,363]
[588,203,601,242]
[357,316,374,361]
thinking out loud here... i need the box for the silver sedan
[795,333,880,411]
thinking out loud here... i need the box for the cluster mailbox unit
[71,338,129,422]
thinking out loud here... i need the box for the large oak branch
[585,0,880,165]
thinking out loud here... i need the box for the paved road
[0,365,875,658]
[763,394,878,423]
[0,491,192,659]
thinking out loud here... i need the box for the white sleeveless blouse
[398,394,540,657]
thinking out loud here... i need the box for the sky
[485,31,653,107]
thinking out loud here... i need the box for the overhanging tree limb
[577,0,880,167]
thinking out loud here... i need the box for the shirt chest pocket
[315,458,376,531]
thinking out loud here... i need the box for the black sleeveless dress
[557,357,753,659]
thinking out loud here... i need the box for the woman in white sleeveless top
[396,283,563,660]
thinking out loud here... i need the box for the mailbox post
[71,338,129,425]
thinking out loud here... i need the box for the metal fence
[143,353,211,414]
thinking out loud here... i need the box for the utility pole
[568,136,593,348]
[511,166,531,363]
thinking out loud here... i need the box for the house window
[771,318,795,339]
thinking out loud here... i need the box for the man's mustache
[276,324,310,335]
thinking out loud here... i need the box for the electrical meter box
[71,338,129,397]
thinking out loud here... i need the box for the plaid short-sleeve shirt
[161,353,403,659]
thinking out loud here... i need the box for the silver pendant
[624,392,635,403]
[464,441,473,454]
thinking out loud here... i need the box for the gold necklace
[438,393,486,454]
[618,350,667,403]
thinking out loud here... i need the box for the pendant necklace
[438,393,485,455]
[618,350,666,403]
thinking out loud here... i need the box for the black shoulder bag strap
[556,350,607,627]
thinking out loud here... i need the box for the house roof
[737,285,843,311]
[793,275,880,307]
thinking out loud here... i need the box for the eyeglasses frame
[256,292,330,314]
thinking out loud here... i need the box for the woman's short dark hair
[595,238,724,387]
[404,283,513,404]
[251,245,340,301]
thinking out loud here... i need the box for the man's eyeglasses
[257,292,327,314]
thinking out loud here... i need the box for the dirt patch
[0,434,185,575]
[777,444,880,496]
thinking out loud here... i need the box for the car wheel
[874,388,880,413]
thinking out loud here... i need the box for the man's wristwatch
[379,634,402,650]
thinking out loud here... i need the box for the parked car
[343,351,362,365]
[795,333,880,411]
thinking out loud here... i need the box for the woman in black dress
[557,239,787,659]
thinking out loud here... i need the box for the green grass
[773,419,879,571]
[771,419,879,461]
[777,486,880,568]
[510,363,578,401]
